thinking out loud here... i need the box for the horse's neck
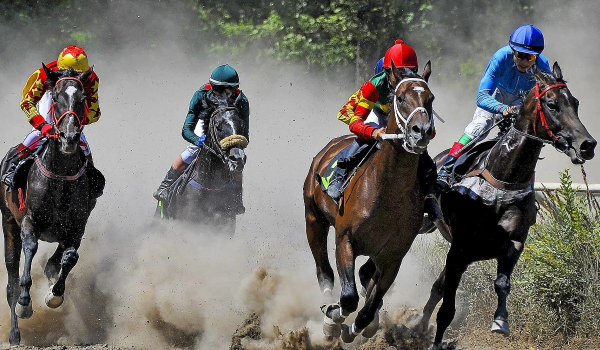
[193,148,230,186]
[485,125,544,184]
[41,142,84,175]
[372,142,420,188]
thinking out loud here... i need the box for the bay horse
[418,63,596,349]
[159,94,248,233]
[0,65,98,346]
[304,61,434,342]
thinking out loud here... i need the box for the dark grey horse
[158,94,248,233]
[417,63,596,349]
[0,65,99,346]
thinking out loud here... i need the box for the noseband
[49,77,85,138]
[533,82,567,143]
[382,77,433,154]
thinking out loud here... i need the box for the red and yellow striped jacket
[20,61,100,129]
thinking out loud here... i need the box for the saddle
[449,139,497,184]
[316,140,377,193]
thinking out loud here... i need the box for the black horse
[413,63,596,349]
[0,65,103,346]
[157,94,248,233]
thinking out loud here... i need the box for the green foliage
[518,169,600,338]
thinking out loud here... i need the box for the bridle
[382,77,433,154]
[533,82,567,143]
[48,77,85,138]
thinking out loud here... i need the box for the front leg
[326,233,358,324]
[16,217,38,319]
[46,242,81,309]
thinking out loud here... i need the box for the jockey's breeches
[463,88,521,140]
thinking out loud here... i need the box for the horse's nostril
[581,139,597,156]
[411,125,421,134]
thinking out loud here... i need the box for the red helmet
[383,39,418,70]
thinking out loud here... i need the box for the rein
[533,82,567,142]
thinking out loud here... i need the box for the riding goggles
[513,50,536,62]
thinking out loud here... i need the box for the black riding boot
[435,154,458,193]
[153,167,182,202]
[1,156,22,188]
[326,140,362,201]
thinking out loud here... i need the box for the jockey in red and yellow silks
[325,39,441,221]
[2,45,100,188]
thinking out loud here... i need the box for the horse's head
[520,62,596,164]
[386,60,434,154]
[206,92,248,173]
[42,63,93,155]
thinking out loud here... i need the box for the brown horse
[304,62,434,342]
[417,63,596,349]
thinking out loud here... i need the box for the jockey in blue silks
[436,24,552,191]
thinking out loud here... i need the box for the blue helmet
[509,24,544,55]
[374,57,384,75]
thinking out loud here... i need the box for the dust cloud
[0,0,599,349]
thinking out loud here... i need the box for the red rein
[49,77,85,138]
[533,83,567,142]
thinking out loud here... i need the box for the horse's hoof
[15,301,33,319]
[320,303,346,324]
[323,316,341,338]
[341,323,359,343]
[362,310,380,338]
[490,318,510,336]
[45,289,64,309]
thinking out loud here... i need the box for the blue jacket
[476,45,551,113]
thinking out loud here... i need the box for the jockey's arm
[84,73,101,124]
[475,55,508,115]
[337,80,380,141]
[20,68,48,129]
[181,90,204,145]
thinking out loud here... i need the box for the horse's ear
[42,63,60,87]
[79,66,94,83]
[552,62,563,81]
[390,59,402,82]
[421,60,432,82]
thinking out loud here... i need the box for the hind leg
[46,244,80,309]
[491,239,524,336]
[3,214,22,345]
[419,266,446,331]
[16,217,38,319]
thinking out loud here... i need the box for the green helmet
[209,64,239,87]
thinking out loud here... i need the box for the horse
[417,62,596,349]
[0,65,99,346]
[159,93,248,233]
[304,61,435,342]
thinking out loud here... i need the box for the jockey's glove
[197,134,206,147]
[41,123,54,137]
[502,105,520,118]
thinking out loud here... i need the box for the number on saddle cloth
[316,141,376,191]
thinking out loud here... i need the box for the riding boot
[2,144,31,188]
[326,140,362,201]
[436,141,466,192]
[153,167,183,202]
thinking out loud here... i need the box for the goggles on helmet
[513,50,536,62]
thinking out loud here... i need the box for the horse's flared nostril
[580,139,597,159]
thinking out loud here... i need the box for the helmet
[509,24,544,55]
[383,39,418,70]
[209,64,239,87]
[57,45,89,72]
[374,57,384,75]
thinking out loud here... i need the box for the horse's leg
[16,217,37,319]
[358,258,376,296]
[433,247,469,347]
[419,266,446,332]
[46,242,80,309]
[306,207,334,300]
[45,244,65,285]
[491,239,524,336]
[3,214,22,345]
[342,257,400,342]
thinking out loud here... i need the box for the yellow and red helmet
[57,45,89,72]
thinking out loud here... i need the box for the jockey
[2,45,100,188]
[153,64,250,214]
[436,24,552,191]
[327,39,440,219]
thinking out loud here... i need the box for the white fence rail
[534,182,600,194]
